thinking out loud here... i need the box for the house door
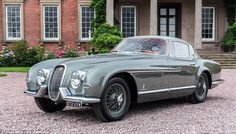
[158,4,181,37]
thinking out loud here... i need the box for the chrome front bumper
[24,86,100,104]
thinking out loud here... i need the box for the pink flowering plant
[55,48,65,58]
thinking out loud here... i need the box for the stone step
[212,59,236,64]
[221,66,236,69]
[200,54,236,59]
[220,64,236,69]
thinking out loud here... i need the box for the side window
[171,42,189,58]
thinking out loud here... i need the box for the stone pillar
[194,0,202,49]
[150,0,158,35]
[106,0,114,26]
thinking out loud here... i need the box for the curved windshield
[112,38,168,55]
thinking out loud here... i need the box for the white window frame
[202,7,215,41]
[42,4,60,41]
[80,5,95,41]
[121,6,137,38]
[5,4,23,41]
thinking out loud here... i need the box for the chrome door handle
[190,63,195,65]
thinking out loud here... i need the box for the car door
[135,56,172,103]
[167,41,196,98]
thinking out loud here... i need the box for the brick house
[0,0,231,52]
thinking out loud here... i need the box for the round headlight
[37,69,48,86]
[71,78,82,89]
[70,71,86,89]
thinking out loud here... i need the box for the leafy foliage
[11,41,28,66]
[26,46,46,66]
[90,0,106,29]
[221,23,236,52]
[91,24,122,53]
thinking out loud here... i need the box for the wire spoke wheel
[196,76,207,97]
[188,73,209,104]
[105,83,126,114]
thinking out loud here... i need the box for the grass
[0,67,30,73]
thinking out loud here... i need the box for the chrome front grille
[49,65,65,100]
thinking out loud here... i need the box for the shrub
[11,41,28,66]
[91,24,122,53]
[86,47,99,55]
[62,48,79,58]
[55,48,65,58]
[46,53,56,59]
[221,23,236,52]
[0,42,79,67]
[0,47,16,67]
[26,46,46,66]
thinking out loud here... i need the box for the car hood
[60,53,153,69]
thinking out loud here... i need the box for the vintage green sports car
[24,36,224,122]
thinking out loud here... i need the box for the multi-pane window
[159,7,177,37]
[121,6,136,38]
[80,6,95,40]
[6,5,22,40]
[43,5,59,40]
[202,7,215,40]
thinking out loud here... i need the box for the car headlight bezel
[70,70,86,89]
[37,69,50,86]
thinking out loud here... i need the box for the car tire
[93,77,131,122]
[188,73,209,104]
[34,97,66,112]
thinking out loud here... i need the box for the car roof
[126,36,190,45]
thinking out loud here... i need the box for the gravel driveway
[0,70,236,134]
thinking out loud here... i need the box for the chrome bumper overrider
[24,85,47,97]
[24,86,100,104]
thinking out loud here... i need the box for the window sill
[77,39,91,43]
[202,40,219,43]
[39,40,63,45]
[1,39,25,45]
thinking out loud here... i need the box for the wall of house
[115,0,150,36]
[24,0,41,48]
[116,0,226,51]
[202,0,226,51]
[0,0,80,52]
[158,0,195,46]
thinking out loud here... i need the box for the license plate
[66,101,82,107]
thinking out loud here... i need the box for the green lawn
[0,67,30,73]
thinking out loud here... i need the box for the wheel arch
[103,72,138,103]
[202,70,212,89]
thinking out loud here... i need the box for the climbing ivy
[90,0,106,29]
[225,0,236,26]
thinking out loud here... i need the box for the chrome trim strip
[212,79,224,85]
[59,87,100,103]
[24,85,47,97]
[138,85,196,95]
[128,68,182,74]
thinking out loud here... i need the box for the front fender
[84,62,139,98]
